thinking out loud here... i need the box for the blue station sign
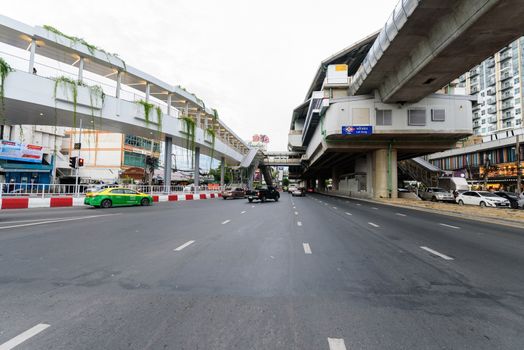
[341,125,373,135]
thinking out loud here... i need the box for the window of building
[481,128,486,133]
[516,98,521,105]
[516,119,522,125]
[515,77,520,84]
[124,135,153,151]
[375,109,392,126]
[407,108,426,126]
[505,121,512,128]
[431,109,445,122]
[516,108,521,115]
[123,151,146,167]
[515,87,520,95]
[481,110,486,115]
[481,119,486,124]
[474,112,479,118]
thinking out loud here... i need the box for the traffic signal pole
[75,119,82,197]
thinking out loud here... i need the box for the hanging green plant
[212,108,219,122]
[155,106,163,137]
[0,57,13,123]
[43,25,126,71]
[88,84,105,130]
[53,76,79,128]
[137,99,154,126]
[181,115,196,168]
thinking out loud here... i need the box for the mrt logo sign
[341,126,373,135]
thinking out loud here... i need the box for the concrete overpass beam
[372,148,397,199]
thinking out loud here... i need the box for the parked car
[291,187,305,197]
[456,191,510,208]
[246,186,280,202]
[84,187,153,208]
[221,187,245,200]
[419,187,455,202]
[494,191,524,209]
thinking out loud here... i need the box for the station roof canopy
[303,31,379,101]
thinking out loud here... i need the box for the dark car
[221,187,246,200]
[246,186,280,203]
[494,191,522,209]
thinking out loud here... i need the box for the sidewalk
[317,191,524,229]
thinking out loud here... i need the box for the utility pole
[516,134,521,195]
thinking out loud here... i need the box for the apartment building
[460,37,524,135]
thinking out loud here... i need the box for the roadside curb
[0,193,222,210]
[315,192,524,229]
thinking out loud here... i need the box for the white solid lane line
[0,323,50,350]
[0,214,117,230]
[327,337,347,350]
[420,246,454,260]
[297,221,303,227]
[368,222,379,228]
[345,212,352,216]
[303,243,312,254]
[241,211,246,214]
[174,240,195,251]
[396,213,407,217]
[221,219,231,225]
[439,223,460,229]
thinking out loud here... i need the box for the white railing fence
[0,183,225,198]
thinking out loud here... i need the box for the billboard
[0,140,44,163]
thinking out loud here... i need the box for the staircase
[398,157,441,188]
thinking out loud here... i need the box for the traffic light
[78,158,84,167]
[69,156,77,168]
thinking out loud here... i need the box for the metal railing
[0,182,225,198]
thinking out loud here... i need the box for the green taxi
[84,187,153,208]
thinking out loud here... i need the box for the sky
[2,0,397,151]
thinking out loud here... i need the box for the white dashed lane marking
[241,211,246,214]
[174,240,195,251]
[221,220,231,225]
[368,222,379,228]
[332,207,337,210]
[439,223,460,229]
[303,243,312,254]
[371,207,378,210]
[420,246,454,261]
[297,221,303,227]
[327,337,347,350]
[396,213,407,217]
[345,212,352,216]
[0,323,50,350]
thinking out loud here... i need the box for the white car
[456,191,510,208]
[288,185,298,193]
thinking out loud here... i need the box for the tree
[282,177,290,187]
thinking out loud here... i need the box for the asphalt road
[0,194,523,349]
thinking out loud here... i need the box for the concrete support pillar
[332,168,341,191]
[28,38,36,73]
[166,94,172,116]
[318,178,326,191]
[116,71,122,99]
[145,83,151,102]
[194,146,200,191]
[77,58,84,83]
[184,102,189,117]
[372,148,398,199]
[163,136,173,193]
[220,156,225,187]
[247,165,255,189]
[196,111,201,129]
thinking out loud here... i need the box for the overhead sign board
[0,140,43,163]
[341,126,373,135]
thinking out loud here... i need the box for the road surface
[0,194,523,349]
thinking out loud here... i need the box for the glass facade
[123,151,146,167]
[124,135,160,152]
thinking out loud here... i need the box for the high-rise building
[459,37,524,135]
